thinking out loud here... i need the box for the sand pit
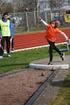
[0,69,50,105]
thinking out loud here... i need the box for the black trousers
[48,41,62,62]
[1,36,10,54]
[11,38,14,49]
[10,37,14,50]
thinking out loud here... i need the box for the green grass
[0,47,48,74]
[49,72,70,105]
[0,47,70,74]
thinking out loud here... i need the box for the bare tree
[12,0,38,12]
[0,0,13,13]
[0,0,38,13]
[49,0,64,10]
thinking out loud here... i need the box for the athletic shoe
[4,50,7,54]
[11,48,14,51]
[60,53,65,61]
[7,54,11,57]
[0,56,3,59]
[48,62,53,65]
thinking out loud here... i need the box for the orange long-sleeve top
[46,24,61,42]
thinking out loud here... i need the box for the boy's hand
[39,17,42,21]
[66,39,70,45]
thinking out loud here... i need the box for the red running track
[14,29,70,50]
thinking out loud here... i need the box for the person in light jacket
[0,12,11,57]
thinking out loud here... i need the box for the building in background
[38,0,70,25]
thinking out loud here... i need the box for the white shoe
[7,54,11,57]
[0,56,3,59]
[4,50,7,54]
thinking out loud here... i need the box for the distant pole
[0,1,6,13]
[26,12,29,31]
[35,0,39,30]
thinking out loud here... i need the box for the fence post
[26,12,29,31]
[34,11,36,27]
[45,10,48,22]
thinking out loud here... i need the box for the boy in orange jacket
[40,18,69,64]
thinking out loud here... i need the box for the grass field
[0,47,49,74]
[0,47,70,74]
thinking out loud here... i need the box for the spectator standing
[10,18,15,51]
[0,12,11,57]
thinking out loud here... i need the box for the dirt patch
[0,69,50,105]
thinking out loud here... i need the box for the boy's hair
[50,20,60,28]
[2,12,9,21]
[3,12,8,17]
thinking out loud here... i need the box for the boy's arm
[40,17,48,26]
[58,30,69,40]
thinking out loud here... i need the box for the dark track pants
[11,38,14,50]
[48,41,62,62]
[1,36,10,54]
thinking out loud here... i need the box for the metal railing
[11,11,70,33]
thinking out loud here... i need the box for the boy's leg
[6,37,10,55]
[53,43,64,60]
[12,38,14,50]
[48,41,53,64]
[1,37,5,50]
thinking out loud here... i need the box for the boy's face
[4,15,8,19]
[51,22,55,27]
[4,15,10,19]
